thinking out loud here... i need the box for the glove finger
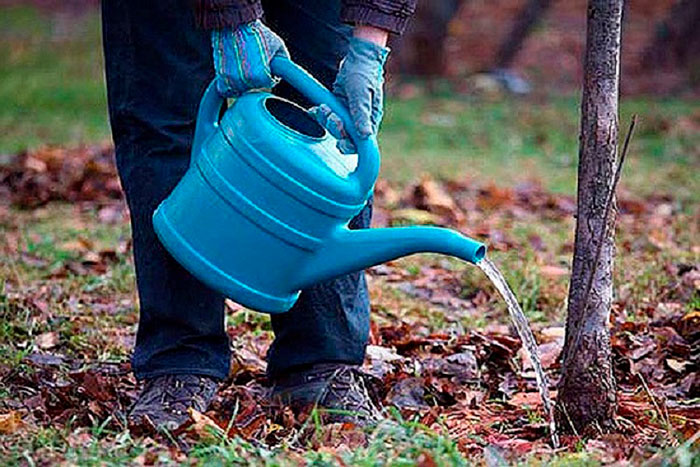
[257,23,289,87]
[370,87,384,134]
[309,105,355,153]
[309,104,346,141]
[213,31,245,96]
[325,111,348,141]
[346,79,374,138]
[216,78,244,97]
[227,22,280,91]
[308,105,327,126]
[272,42,290,60]
[337,137,357,155]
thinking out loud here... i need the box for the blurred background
[0,0,698,202]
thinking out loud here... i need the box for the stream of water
[477,257,560,448]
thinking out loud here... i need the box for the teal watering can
[153,57,486,314]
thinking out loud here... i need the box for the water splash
[477,257,560,448]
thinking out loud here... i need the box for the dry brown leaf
[540,327,566,340]
[540,265,569,278]
[23,156,48,173]
[188,408,224,440]
[416,451,438,467]
[412,176,465,223]
[0,411,23,434]
[519,340,562,370]
[35,331,59,350]
[508,391,557,408]
[391,208,443,225]
[679,310,700,339]
[59,240,88,252]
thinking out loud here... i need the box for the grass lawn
[1,4,698,465]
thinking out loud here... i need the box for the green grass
[0,414,474,466]
[381,95,699,204]
[0,6,109,152]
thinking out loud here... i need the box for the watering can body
[153,57,486,314]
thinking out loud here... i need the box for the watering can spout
[296,226,487,290]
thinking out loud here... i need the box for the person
[101,0,416,431]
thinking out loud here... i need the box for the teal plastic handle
[191,79,225,167]
[270,56,380,201]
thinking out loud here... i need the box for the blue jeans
[101,0,371,380]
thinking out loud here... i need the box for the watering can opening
[264,97,326,139]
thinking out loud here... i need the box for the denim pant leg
[101,0,230,380]
[263,0,373,378]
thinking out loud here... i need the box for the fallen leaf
[679,310,700,340]
[665,358,687,373]
[388,378,429,409]
[35,331,59,350]
[412,176,464,223]
[189,408,224,440]
[0,411,23,434]
[507,391,557,408]
[540,265,569,278]
[519,340,562,370]
[23,155,48,172]
[24,353,67,367]
[365,345,404,363]
[391,208,443,226]
[59,240,89,252]
[540,327,566,340]
[424,350,479,382]
[416,451,438,467]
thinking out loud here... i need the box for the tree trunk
[556,0,622,434]
[494,0,554,69]
[642,0,700,71]
[388,0,464,77]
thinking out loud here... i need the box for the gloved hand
[211,20,289,97]
[313,36,390,154]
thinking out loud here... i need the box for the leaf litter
[0,145,698,463]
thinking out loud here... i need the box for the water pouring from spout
[478,257,560,448]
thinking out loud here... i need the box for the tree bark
[556,0,622,434]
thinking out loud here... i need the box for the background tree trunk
[642,0,700,72]
[389,0,465,78]
[494,0,554,69]
[556,0,623,434]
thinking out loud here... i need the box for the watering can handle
[269,56,380,200]
[191,79,225,168]
[192,57,380,200]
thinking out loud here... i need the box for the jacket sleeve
[194,0,416,34]
[194,0,263,30]
[341,0,417,34]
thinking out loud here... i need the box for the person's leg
[262,0,373,379]
[102,0,229,381]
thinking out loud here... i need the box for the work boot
[128,374,218,433]
[270,363,383,426]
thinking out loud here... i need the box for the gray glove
[313,36,390,153]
